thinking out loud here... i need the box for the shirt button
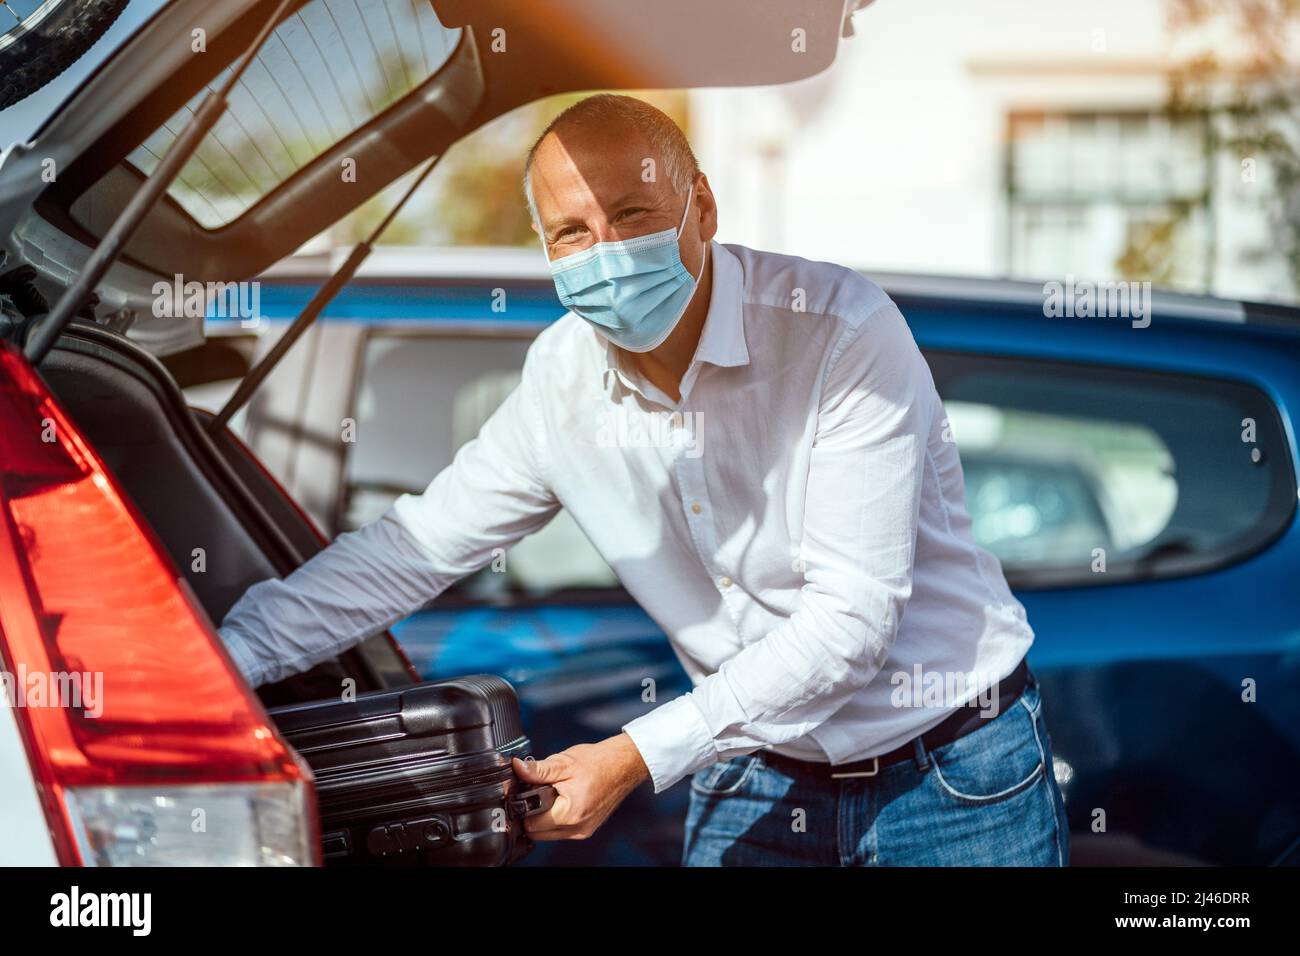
[690,502,703,514]
[719,576,733,588]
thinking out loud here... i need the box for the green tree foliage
[1166,0,1300,291]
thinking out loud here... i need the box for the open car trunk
[36,321,555,866]
[39,321,415,708]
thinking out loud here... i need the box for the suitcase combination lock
[364,816,453,858]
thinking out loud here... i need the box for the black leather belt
[757,658,1031,780]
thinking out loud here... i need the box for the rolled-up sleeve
[218,349,560,688]
[622,301,934,792]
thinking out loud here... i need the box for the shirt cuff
[216,625,265,688]
[622,693,718,793]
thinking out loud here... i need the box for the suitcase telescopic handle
[509,785,558,818]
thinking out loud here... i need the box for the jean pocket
[690,755,760,797]
[928,693,1045,805]
[1020,677,1044,718]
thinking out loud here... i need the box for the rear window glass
[928,352,1297,587]
[126,0,461,228]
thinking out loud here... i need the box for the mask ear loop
[539,225,553,266]
[677,182,706,286]
[675,182,696,239]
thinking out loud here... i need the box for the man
[219,94,1070,866]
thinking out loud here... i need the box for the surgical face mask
[545,184,701,352]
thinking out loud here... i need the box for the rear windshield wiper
[24,0,297,366]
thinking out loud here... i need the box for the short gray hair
[522,93,699,226]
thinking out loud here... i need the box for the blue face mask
[545,185,700,353]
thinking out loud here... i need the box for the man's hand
[512,732,650,841]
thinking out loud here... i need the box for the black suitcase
[268,675,556,866]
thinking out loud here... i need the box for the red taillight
[0,343,318,865]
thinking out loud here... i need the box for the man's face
[528,123,716,282]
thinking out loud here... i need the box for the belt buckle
[830,756,879,779]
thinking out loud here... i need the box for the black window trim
[924,348,1299,591]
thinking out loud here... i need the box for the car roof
[258,243,1300,331]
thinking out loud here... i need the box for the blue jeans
[682,669,1070,866]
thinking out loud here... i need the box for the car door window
[345,336,1295,595]
[927,351,1296,588]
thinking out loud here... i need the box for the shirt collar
[599,239,750,392]
[690,240,749,369]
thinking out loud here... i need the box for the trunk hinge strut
[207,153,441,433]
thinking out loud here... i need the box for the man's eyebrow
[542,213,586,235]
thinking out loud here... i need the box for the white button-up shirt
[219,240,1034,794]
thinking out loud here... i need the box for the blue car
[206,262,1300,866]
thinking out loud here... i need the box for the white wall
[690,0,1295,303]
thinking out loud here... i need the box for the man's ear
[695,173,719,243]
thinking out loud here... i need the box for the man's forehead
[534,121,656,171]
[532,131,671,218]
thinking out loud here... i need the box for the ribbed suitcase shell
[268,675,552,866]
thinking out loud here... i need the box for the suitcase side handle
[509,785,558,818]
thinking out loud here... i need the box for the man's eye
[616,208,647,220]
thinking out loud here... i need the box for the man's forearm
[217,511,452,686]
